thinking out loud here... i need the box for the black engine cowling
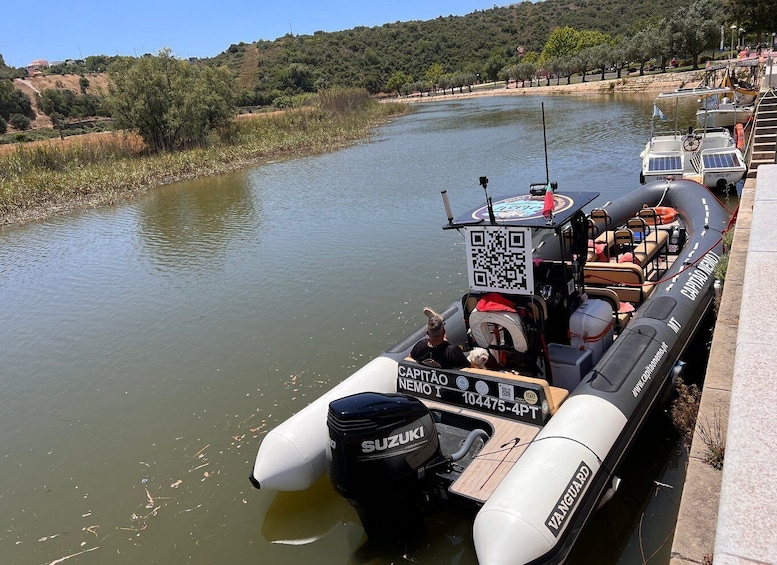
[326,392,443,538]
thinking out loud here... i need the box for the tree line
[1,0,774,147]
[209,0,773,103]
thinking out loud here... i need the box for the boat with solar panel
[250,175,729,564]
[695,62,759,128]
[640,88,747,192]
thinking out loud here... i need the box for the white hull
[645,88,747,190]
[640,131,746,190]
[696,106,754,128]
[250,356,398,491]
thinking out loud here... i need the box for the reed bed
[0,98,407,225]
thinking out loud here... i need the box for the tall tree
[386,71,413,95]
[673,0,720,69]
[107,49,236,152]
[725,0,777,43]
[541,27,580,61]
[426,62,444,90]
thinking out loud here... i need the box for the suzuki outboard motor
[326,392,443,538]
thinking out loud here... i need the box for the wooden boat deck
[422,399,541,503]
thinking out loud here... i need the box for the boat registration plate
[397,361,550,425]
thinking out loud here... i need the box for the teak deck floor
[423,400,541,503]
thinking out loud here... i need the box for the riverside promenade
[671,53,777,564]
[670,166,777,563]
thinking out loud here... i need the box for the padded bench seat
[630,227,669,266]
[583,261,655,304]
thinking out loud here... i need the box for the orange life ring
[734,123,744,149]
[654,206,677,224]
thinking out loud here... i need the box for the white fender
[251,356,399,491]
[473,394,627,564]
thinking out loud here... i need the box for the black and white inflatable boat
[250,178,730,564]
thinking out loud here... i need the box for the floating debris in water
[46,545,100,565]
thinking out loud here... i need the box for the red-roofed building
[25,59,49,75]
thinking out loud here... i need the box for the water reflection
[0,93,710,565]
[262,477,356,546]
[137,172,259,276]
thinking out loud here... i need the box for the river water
[0,94,734,564]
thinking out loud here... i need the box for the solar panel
[702,153,741,169]
[647,156,682,173]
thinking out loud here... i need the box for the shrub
[272,96,294,109]
[714,229,735,281]
[697,407,726,470]
[318,87,372,114]
[0,115,6,134]
[8,113,31,130]
[670,378,701,450]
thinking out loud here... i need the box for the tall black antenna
[542,102,550,186]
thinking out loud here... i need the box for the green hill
[206,0,701,103]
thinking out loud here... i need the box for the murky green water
[0,94,733,564]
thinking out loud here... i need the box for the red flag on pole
[542,190,554,218]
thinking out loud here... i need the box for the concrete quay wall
[671,165,777,564]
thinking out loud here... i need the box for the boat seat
[528,295,548,322]
[613,228,647,264]
[465,295,547,323]
[584,287,620,312]
[462,366,569,415]
[583,261,654,304]
[637,207,660,227]
[590,208,612,232]
[584,287,634,330]
[589,228,616,262]
[626,217,669,267]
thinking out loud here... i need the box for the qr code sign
[466,226,533,294]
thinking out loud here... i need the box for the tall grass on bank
[0,89,408,224]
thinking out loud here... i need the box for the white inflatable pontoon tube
[251,356,399,491]
[473,395,626,564]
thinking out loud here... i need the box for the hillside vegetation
[5,0,760,137]
[208,0,702,103]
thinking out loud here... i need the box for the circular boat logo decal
[523,390,539,405]
[475,380,489,395]
[456,375,470,390]
[471,194,575,222]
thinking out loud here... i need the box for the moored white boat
[640,88,747,192]
[695,64,758,128]
[696,96,754,128]
[250,177,730,564]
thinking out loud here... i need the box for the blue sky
[3,1,510,68]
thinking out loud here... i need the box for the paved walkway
[671,165,777,564]
[714,164,777,563]
[671,50,777,563]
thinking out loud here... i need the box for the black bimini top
[450,191,599,230]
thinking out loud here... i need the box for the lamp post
[730,24,737,59]
[739,28,746,50]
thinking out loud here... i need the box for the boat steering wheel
[682,135,701,152]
